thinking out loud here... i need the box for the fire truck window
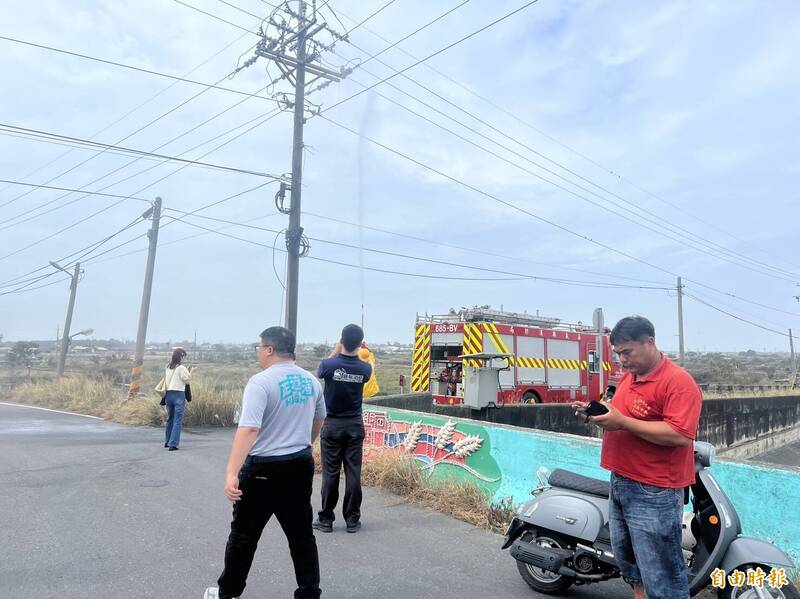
[588,351,599,373]
[431,346,447,361]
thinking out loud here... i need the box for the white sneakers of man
[203,587,238,599]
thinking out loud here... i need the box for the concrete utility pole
[284,4,307,336]
[677,276,685,366]
[593,307,604,399]
[128,198,162,399]
[248,0,349,335]
[790,328,797,389]
[50,261,81,377]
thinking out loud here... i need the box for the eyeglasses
[253,344,272,352]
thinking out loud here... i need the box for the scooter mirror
[694,441,715,467]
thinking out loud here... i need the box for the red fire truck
[411,307,623,405]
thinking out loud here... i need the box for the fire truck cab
[411,307,623,405]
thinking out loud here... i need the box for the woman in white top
[164,347,192,450]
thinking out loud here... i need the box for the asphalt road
[0,401,629,599]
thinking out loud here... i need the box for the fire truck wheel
[522,391,540,404]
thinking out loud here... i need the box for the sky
[0,0,799,351]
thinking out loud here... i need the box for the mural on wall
[363,410,502,486]
[364,406,800,564]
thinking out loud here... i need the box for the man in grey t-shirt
[205,326,326,599]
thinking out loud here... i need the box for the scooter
[502,442,798,598]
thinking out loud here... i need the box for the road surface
[0,401,631,598]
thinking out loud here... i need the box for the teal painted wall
[364,406,800,564]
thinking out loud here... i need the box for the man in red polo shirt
[573,316,702,599]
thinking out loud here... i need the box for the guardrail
[698,383,796,392]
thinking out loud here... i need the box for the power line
[0,35,276,103]
[0,213,146,293]
[334,6,800,275]
[0,123,282,190]
[0,106,283,263]
[327,64,797,284]
[0,38,273,221]
[322,1,537,114]
[300,210,669,286]
[0,179,150,204]
[683,292,790,338]
[329,49,798,283]
[171,0,257,34]
[0,31,252,204]
[681,287,793,331]
[318,114,800,320]
[165,208,673,290]
[0,179,276,289]
[166,217,567,282]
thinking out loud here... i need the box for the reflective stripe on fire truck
[481,323,513,364]
[411,324,431,392]
[462,323,483,367]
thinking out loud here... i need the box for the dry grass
[10,375,240,427]
[313,445,514,533]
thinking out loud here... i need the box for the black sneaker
[312,519,333,533]
[168,446,179,451]
[346,520,361,534]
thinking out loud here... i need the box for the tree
[313,344,330,358]
[8,341,40,373]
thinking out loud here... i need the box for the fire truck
[411,307,624,405]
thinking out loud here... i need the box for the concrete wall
[363,405,800,563]
[368,394,800,453]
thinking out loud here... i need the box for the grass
[312,443,514,534]
[10,376,240,427]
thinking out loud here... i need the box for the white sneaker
[204,586,239,599]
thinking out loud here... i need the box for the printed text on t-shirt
[279,374,314,406]
[333,368,364,383]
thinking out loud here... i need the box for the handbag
[155,367,179,405]
[185,384,192,402]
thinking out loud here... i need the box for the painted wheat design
[435,421,456,450]
[403,421,423,452]
[452,435,483,458]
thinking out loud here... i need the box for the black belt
[245,446,312,465]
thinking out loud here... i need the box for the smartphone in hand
[584,400,609,416]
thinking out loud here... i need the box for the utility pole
[790,328,797,389]
[248,0,349,335]
[128,198,162,399]
[50,261,81,377]
[593,308,604,399]
[677,276,685,366]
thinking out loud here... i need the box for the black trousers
[318,417,365,524]
[217,453,321,599]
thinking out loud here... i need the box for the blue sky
[1,0,798,351]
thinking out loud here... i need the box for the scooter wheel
[717,564,799,599]
[515,532,575,594]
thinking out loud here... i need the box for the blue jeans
[164,390,185,448]
[609,473,689,599]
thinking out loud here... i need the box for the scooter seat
[548,469,610,498]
